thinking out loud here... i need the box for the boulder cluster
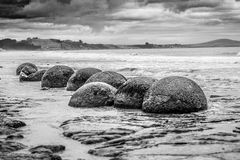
[17,62,46,82]
[16,62,208,114]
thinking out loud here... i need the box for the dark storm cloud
[0,0,71,19]
[17,0,128,18]
[0,0,240,44]
[0,0,237,24]
[0,0,30,18]
[11,0,136,31]
[145,0,223,12]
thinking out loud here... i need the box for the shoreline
[1,45,240,52]
[0,49,240,160]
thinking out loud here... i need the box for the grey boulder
[85,71,126,89]
[114,77,156,109]
[19,70,46,82]
[66,68,101,91]
[68,82,117,107]
[143,76,208,114]
[16,63,37,75]
[41,65,74,88]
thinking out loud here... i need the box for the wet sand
[0,48,240,159]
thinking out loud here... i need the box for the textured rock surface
[67,68,101,91]
[0,153,62,160]
[68,82,117,107]
[21,65,38,76]
[0,141,26,153]
[61,106,240,159]
[85,71,127,88]
[0,97,27,136]
[16,63,38,75]
[0,95,64,160]
[143,76,208,114]
[19,70,46,82]
[29,145,65,154]
[114,77,156,109]
[41,65,74,88]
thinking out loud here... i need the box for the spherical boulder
[41,65,74,88]
[68,82,117,108]
[19,70,46,82]
[85,71,126,89]
[142,76,208,114]
[114,77,156,109]
[16,63,37,75]
[66,68,102,91]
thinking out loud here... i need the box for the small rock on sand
[19,70,46,82]
[16,63,38,75]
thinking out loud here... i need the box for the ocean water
[0,47,240,159]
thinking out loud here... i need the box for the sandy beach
[0,48,240,160]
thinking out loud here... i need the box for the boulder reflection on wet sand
[69,82,117,107]
[41,65,74,88]
[85,71,127,89]
[66,67,102,91]
[114,77,157,109]
[143,76,208,114]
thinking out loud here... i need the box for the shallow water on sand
[0,48,240,159]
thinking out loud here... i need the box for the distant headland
[0,38,240,51]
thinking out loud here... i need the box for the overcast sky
[0,0,240,44]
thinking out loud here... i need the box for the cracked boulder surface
[114,77,157,109]
[19,70,46,82]
[16,63,38,76]
[143,76,208,114]
[85,71,127,89]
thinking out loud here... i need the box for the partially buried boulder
[41,65,74,88]
[85,71,126,89]
[68,82,117,107]
[16,63,37,75]
[142,76,208,114]
[19,70,46,82]
[66,68,102,91]
[114,77,156,109]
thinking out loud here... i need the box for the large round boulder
[66,68,102,91]
[16,63,37,75]
[85,71,126,89]
[142,76,208,114]
[19,70,46,82]
[41,65,74,88]
[114,77,156,109]
[68,82,117,108]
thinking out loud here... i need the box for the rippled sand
[0,48,240,159]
